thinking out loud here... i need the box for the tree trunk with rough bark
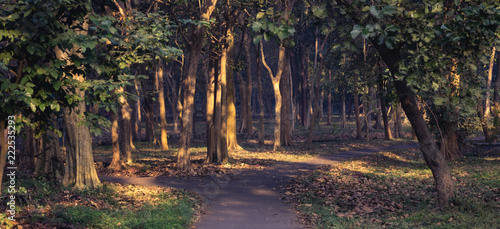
[62,92,101,189]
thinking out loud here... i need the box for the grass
[285,149,500,228]
[1,175,200,228]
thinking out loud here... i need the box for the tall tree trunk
[256,45,265,146]
[261,42,285,151]
[485,47,496,117]
[300,45,308,127]
[55,19,100,189]
[354,77,362,139]
[493,51,500,140]
[341,87,346,129]
[118,86,133,164]
[477,100,492,142]
[108,110,122,169]
[244,30,254,137]
[440,60,462,160]
[327,71,332,125]
[132,79,141,140]
[206,49,217,163]
[281,50,294,146]
[225,20,240,151]
[380,84,393,140]
[177,0,218,171]
[21,123,35,172]
[238,71,248,133]
[157,60,169,150]
[143,78,156,143]
[307,32,330,147]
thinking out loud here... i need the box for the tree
[177,0,218,171]
[340,0,500,206]
[253,0,297,150]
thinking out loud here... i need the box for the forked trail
[100,143,418,229]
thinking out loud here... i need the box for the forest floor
[100,142,420,229]
[5,119,498,228]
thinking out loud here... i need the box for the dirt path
[100,143,419,229]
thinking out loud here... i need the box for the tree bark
[477,100,492,143]
[206,48,217,163]
[225,20,240,151]
[341,87,346,129]
[157,60,169,150]
[485,47,496,117]
[177,0,218,171]
[244,30,254,137]
[118,86,133,164]
[327,71,332,125]
[131,79,141,141]
[493,51,500,139]
[256,44,265,146]
[281,50,294,146]
[55,18,100,189]
[354,77,362,139]
[108,110,122,169]
[62,92,101,189]
[380,85,393,140]
[143,77,156,143]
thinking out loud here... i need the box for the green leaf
[27,46,35,54]
[264,32,271,41]
[252,21,262,32]
[362,6,370,12]
[351,25,363,39]
[370,6,381,19]
[434,96,446,106]
[253,35,263,45]
[256,12,265,19]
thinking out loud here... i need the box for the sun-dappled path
[100,143,419,229]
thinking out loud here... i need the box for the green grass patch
[285,149,500,228]
[1,175,200,228]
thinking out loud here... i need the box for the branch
[260,41,275,80]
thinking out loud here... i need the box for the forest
[0,0,499,228]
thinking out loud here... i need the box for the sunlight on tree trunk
[108,110,122,170]
[157,60,169,151]
[261,42,285,151]
[226,21,241,151]
[177,0,218,171]
[118,86,133,164]
[485,47,496,117]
